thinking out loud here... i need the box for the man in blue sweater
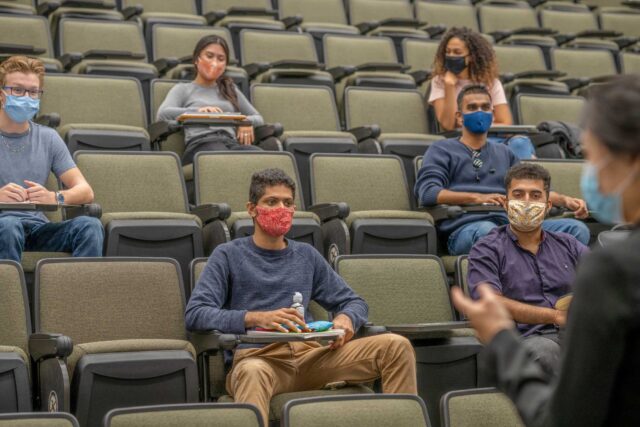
[186,168,417,424]
[414,84,590,255]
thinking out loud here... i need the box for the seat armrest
[327,66,356,81]
[409,70,431,85]
[282,15,303,29]
[148,120,182,147]
[384,321,472,339]
[188,330,239,355]
[0,43,46,56]
[355,62,409,73]
[308,202,350,222]
[512,70,566,80]
[153,57,180,75]
[59,52,84,70]
[205,10,227,25]
[122,5,143,20]
[613,36,639,49]
[227,7,278,18]
[255,123,283,141]
[359,323,387,338]
[348,125,381,142]
[29,333,73,362]
[423,24,447,37]
[191,203,231,225]
[356,21,379,34]
[63,203,102,220]
[37,1,60,16]
[512,27,557,36]
[576,29,623,39]
[488,125,539,135]
[34,113,61,129]
[378,18,425,28]
[559,77,591,92]
[489,30,514,43]
[421,204,503,222]
[243,62,271,79]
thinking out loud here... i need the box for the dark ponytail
[193,35,239,111]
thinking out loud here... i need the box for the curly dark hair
[192,35,239,111]
[433,27,498,87]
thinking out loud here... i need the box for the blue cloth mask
[3,94,40,123]
[463,111,493,134]
[580,158,638,225]
[445,55,467,75]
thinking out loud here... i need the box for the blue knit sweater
[185,237,368,336]
[414,138,520,237]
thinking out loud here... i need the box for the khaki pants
[226,333,417,425]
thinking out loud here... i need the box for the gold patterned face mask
[507,200,547,232]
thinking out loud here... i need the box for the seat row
[1,254,487,426]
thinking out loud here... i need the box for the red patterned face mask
[255,206,294,237]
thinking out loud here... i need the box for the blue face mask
[3,94,40,123]
[463,111,493,134]
[580,158,636,225]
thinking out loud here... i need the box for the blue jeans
[447,218,590,255]
[488,135,536,160]
[0,215,104,262]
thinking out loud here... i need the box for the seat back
[0,14,56,60]
[151,25,235,62]
[283,394,430,427]
[310,154,411,211]
[478,2,539,33]
[57,18,148,62]
[539,9,598,34]
[201,0,274,15]
[40,74,147,129]
[600,9,640,38]
[74,151,189,214]
[0,412,80,426]
[104,403,263,427]
[415,2,478,31]
[622,52,640,74]
[251,84,341,132]
[121,0,198,14]
[35,258,186,344]
[525,159,584,199]
[194,151,305,210]
[494,44,547,74]
[335,255,454,324]
[455,256,469,297]
[344,87,428,134]
[0,261,30,358]
[441,388,524,427]
[402,39,439,72]
[279,0,348,25]
[348,0,415,25]
[240,29,318,65]
[150,78,185,155]
[323,34,398,68]
[515,94,585,125]
[551,48,617,78]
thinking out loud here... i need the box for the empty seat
[34,258,198,427]
[193,151,324,254]
[120,0,205,53]
[343,87,440,187]
[73,151,215,295]
[525,159,583,199]
[550,47,618,94]
[599,7,640,38]
[415,1,478,33]
[250,83,358,207]
[0,412,79,426]
[278,0,359,62]
[201,0,284,58]
[514,93,585,125]
[38,74,150,153]
[348,0,429,61]
[282,394,431,427]
[0,261,31,413]
[149,25,249,95]
[441,388,524,427]
[104,403,263,427]
[335,255,482,427]
[478,1,557,48]
[323,34,416,105]
[310,154,437,256]
[401,38,440,94]
[239,29,334,89]
[0,14,62,72]
[40,0,123,43]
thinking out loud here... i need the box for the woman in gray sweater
[157,35,264,165]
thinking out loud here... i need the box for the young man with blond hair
[0,56,103,261]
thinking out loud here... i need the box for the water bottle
[291,292,304,320]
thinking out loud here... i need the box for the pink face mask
[255,206,294,237]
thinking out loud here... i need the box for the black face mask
[445,55,467,75]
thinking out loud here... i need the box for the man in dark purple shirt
[468,163,588,375]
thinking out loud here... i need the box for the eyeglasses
[2,86,44,99]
